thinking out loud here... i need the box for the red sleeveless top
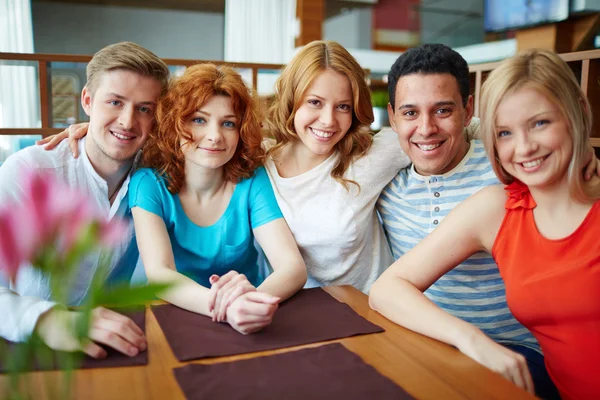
[492,181,600,400]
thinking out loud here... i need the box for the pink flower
[0,208,22,282]
[98,219,128,248]
[0,168,126,282]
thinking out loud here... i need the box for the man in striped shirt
[374,44,559,398]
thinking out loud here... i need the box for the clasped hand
[207,271,280,335]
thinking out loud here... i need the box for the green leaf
[93,283,171,309]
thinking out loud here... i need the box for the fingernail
[139,341,147,351]
[129,347,139,357]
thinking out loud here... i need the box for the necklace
[108,173,129,205]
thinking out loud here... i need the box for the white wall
[32,2,224,60]
[323,7,372,49]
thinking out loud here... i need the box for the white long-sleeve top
[0,139,138,342]
[263,129,410,293]
[262,120,480,294]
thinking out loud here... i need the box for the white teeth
[416,143,441,151]
[311,128,334,138]
[522,157,545,168]
[112,131,134,141]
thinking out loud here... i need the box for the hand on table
[208,271,258,322]
[225,291,280,335]
[36,306,146,359]
[458,332,534,394]
[36,122,89,158]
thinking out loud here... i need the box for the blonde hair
[480,49,600,202]
[266,40,374,190]
[86,42,169,95]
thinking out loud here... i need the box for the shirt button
[434,206,440,212]
[432,177,437,182]
[434,192,440,198]
[433,219,439,225]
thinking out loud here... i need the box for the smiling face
[389,73,473,176]
[82,69,162,166]
[292,69,354,162]
[494,86,572,190]
[181,95,240,171]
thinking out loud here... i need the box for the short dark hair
[387,43,470,109]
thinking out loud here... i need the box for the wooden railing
[4,48,600,146]
[0,52,284,138]
[468,48,600,147]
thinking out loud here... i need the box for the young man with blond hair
[0,42,169,359]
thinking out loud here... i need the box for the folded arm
[253,218,307,300]
[210,217,307,321]
[0,286,57,342]
[369,186,534,393]
[370,187,496,347]
[133,207,283,334]
[132,207,213,316]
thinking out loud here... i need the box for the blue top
[129,166,283,288]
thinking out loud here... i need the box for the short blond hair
[86,42,169,95]
[266,40,374,190]
[480,49,600,203]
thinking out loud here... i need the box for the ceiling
[33,0,226,13]
[34,0,373,16]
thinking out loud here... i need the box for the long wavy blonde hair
[480,49,600,203]
[266,40,374,190]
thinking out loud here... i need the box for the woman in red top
[370,49,600,399]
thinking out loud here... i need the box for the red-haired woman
[130,64,306,334]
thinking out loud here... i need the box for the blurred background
[2,0,600,159]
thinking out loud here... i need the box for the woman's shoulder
[236,166,270,191]
[450,184,507,222]
[133,167,160,178]
[131,168,168,190]
[473,184,507,205]
[241,165,268,181]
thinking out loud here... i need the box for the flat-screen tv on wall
[484,0,570,32]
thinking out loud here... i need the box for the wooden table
[0,286,536,400]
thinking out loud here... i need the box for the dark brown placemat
[152,288,384,361]
[173,343,414,400]
[0,309,147,372]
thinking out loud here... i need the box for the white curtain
[224,0,296,64]
[0,0,38,161]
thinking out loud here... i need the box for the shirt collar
[408,138,477,182]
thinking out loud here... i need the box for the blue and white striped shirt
[377,139,540,351]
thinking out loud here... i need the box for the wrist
[453,323,485,352]
[35,306,75,348]
[35,305,66,333]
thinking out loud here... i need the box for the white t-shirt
[263,129,411,293]
[0,138,137,342]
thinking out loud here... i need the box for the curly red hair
[142,63,265,193]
